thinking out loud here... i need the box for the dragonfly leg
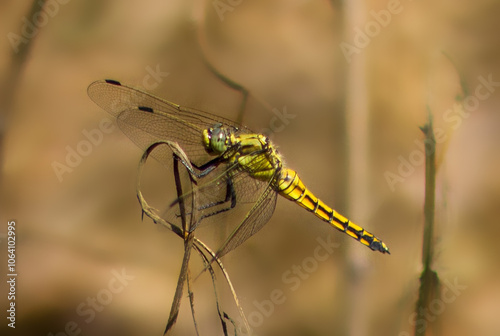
[188,143,242,178]
[171,153,238,229]
[188,156,225,178]
[198,177,237,211]
[173,180,237,230]
[193,178,237,229]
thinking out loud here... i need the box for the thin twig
[187,261,201,336]
[136,140,250,335]
[164,231,195,335]
[194,243,233,336]
[195,18,248,125]
[414,111,440,336]
[420,111,436,269]
[0,0,46,177]
[194,1,280,131]
[344,0,370,334]
[194,239,251,335]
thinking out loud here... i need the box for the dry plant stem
[195,13,248,125]
[195,241,235,335]
[194,239,251,335]
[195,4,278,128]
[200,48,249,126]
[0,0,46,175]
[186,269,201,336]
[344,0,370,334]
[421,112,436,269]
[136,141,251,335]
[414,112,440,336]
[196,29,278,131]
[164,231,195,335]
[138,186,249,333]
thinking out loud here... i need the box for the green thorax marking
[230,133,282,181]
[202,124,282,182]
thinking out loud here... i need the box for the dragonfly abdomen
[277,168,389,254]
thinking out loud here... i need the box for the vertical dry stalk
[195,3,249,125]
[0,0,46,176]
[343,0,370,335]
[421,112,436,270]
[164,231,195,335]
[414,112,440,336]
[193,2,278,128]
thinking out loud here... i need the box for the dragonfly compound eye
[211,127,228,153]
[202,124,228,154]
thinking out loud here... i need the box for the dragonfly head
[202,123,229,155]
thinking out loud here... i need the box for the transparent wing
[164,157,273,232]
[88,79,251,166]
[216,179,279,258]
[89,79,279,256]
[192,155,273,205]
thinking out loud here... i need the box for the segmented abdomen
[277,168,389,254]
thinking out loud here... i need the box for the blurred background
[1,0,500,335]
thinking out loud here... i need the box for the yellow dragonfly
[88,79,390,257]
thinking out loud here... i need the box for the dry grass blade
[194,239,251,335]
[186,268,200,336]
[194,2,281,132]
[136,140,250,335]
[194,242,238,335]
[414,112,440,336]
[0,0,46,175]
[195,7,248,125]
[164,231,195,334]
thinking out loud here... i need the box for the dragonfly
[88,79,390,257]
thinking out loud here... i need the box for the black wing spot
[138,106,154,113]
[105,79,121,86]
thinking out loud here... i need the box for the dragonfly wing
[88,79,248,131]
[88,79,252,166]
[163,159,268,229]
[191,160,270,206]
[216,180,279,258]
[116,107,210,167]
[232,152,277,204]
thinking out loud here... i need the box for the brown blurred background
[1,0,500,335]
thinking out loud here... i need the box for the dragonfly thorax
[202,123,235,155]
